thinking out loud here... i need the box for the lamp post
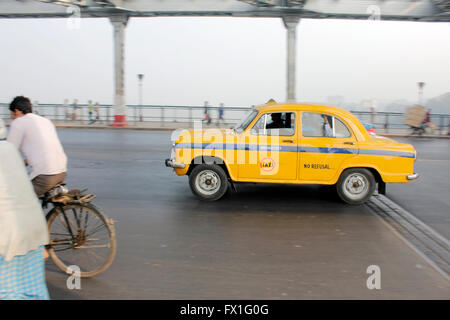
[417,82,425,106]
[138,73,144,122]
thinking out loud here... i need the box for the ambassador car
[165,102,418,205]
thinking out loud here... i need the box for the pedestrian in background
[72,99,79,121]
[217,102,225,125]
[423,108,431,125]
[203,101,211,125]
[0,119,50,300]
[88,100,94,124]
[421,108,435,133]
[94,102,100,123]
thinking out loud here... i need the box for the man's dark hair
[9,96,32,114]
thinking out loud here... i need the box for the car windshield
[234,109,258,133]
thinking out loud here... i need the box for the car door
[298,111,358,182]
[238,111,298,181]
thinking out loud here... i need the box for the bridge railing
[1,103,449,135]
[350,110,450,136]
[0,103,251,126]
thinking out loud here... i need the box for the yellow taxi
[165,102,418,204]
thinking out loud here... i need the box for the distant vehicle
[166,102,418,205]
[362,123,376,134]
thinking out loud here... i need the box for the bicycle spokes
[47,204,116,277]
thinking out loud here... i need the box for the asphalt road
[44,129,449,299]
[387,137,450,240]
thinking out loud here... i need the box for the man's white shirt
[7,113,67,180]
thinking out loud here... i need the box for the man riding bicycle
[7,96,67,198]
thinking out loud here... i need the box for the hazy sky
[0,17,449,107]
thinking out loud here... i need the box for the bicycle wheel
[46,203,116,278]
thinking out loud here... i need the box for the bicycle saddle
[44,184,69,199]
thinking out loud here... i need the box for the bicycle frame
[43,189,96,249]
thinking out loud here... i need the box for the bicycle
[409,125,425,136]
[41,184,116,278]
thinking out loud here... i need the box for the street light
[417,82,425,106]
[138,74,144,122]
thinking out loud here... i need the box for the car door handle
[343,142,355,145]
[282,140,295,143]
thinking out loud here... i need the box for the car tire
[189,164,229,201]
[336,168,375,205]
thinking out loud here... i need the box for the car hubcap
[343,173,369,200]
[195,170,221,195]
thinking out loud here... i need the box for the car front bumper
[165,158,186,169]
[407,173,419,180]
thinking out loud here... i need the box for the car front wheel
[336,168,376,205]
[189,164,228,201]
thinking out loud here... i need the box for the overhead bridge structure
[1,0,449,126]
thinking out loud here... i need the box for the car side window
[251,112,295,136]
[334,117,351,138]
[302,112,351,138]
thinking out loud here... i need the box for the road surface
[44,129,449,299]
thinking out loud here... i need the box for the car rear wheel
[336,168,375,205]
[189,164,228,201]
